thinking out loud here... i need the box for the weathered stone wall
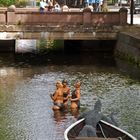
[115,31,140,66]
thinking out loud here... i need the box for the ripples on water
[0,53,139,140]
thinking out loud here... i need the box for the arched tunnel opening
[0,39,117,54]
[0,39,15,52]
[64,40,117,53]
[0,39,117,66]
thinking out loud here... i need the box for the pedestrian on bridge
[39,0,48,13]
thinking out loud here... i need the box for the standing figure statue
[50,81,64,110]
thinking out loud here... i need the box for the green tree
[0,0,16,6]
[0,0,27,7]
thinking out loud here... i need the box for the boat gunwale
[100,120,137,140]
[64,118,137,140]
[64,118,85,140]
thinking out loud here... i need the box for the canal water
[0,51,139,140]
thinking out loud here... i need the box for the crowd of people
[39,0,108,13]
[50,80,81,111]
[39,0,68,12]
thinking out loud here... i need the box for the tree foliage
[0,0,27,7]
[0,0,16,6]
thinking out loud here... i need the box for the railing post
[0,9,7,25]
[119,8,128,25]
[7,5,16,25]
[83,8,92,26]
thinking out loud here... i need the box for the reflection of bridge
[0,7,128,40]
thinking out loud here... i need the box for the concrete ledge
[0,25,118,40]
[0,31,117,40]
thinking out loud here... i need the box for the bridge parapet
[0,7,128,26]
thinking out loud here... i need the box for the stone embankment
[115,25,140,66]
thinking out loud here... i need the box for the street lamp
[130,0,134,25]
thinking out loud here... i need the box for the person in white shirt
[39,0,48,13]
[54,2,61,12]
[88,3,94,12]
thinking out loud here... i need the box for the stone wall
[0,7,128,26]
[115,31,140,66]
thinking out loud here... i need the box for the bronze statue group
[50,80,118,137]
[50,80,81,111]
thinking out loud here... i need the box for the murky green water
[0,53,139,140]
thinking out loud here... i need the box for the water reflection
[53,110,65,122]
[70,109,79,118]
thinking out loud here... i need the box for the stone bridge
[0,7,128,40]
